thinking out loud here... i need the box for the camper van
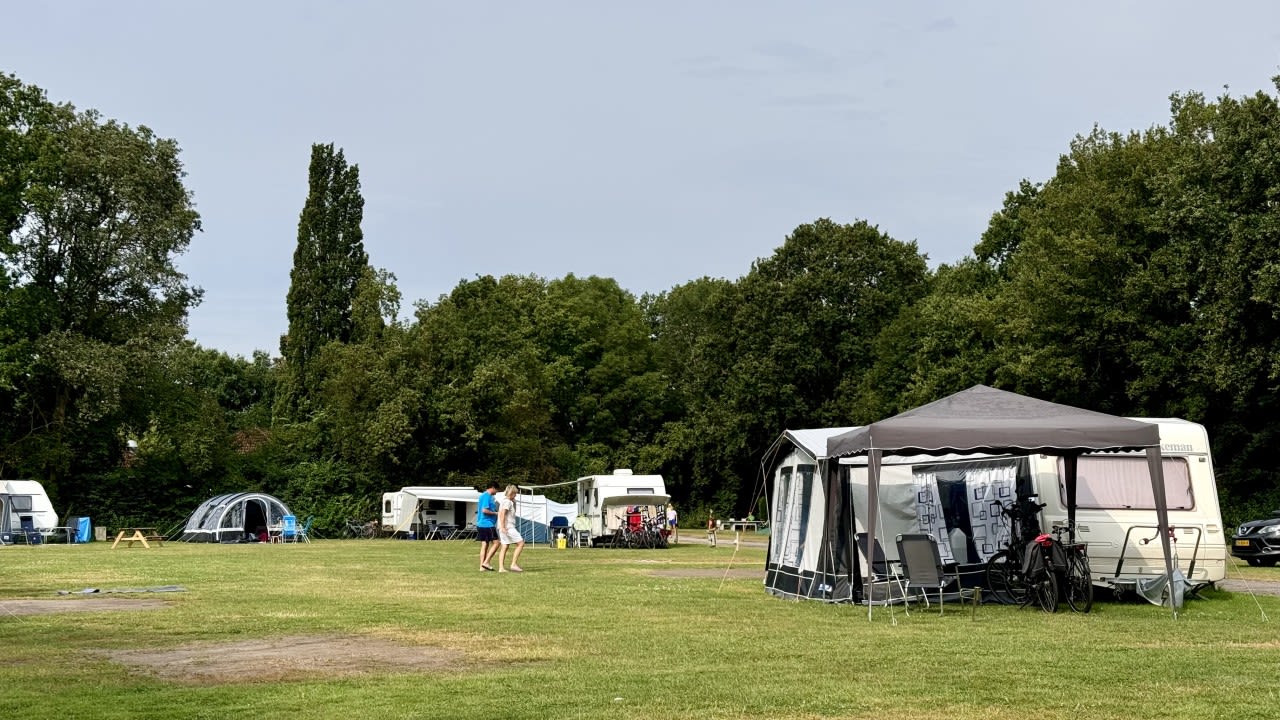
[765,419,1227,603]
[575,469,670,546]
[0,479,59,544]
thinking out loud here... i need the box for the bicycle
[1021,527,1094,613]
[344,519,379,539]
[984,497,1059,612]
[984,497,1041,605]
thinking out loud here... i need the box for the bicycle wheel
[984,549,1029,606]
[1064,552,1093,613]
[1031,568,1059,613]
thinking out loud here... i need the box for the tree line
[4,71,1280,534]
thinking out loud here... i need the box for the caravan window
[11,496,33,512]
[773,467,793,531]
[1058,456,1194,510]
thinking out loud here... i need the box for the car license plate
[1235,539,1251,547]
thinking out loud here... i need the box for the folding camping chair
[296,516,313,543]
[857,532,906,604]
[895,533,980,616]
[571,515,592,547]
[17,517,42,545]
[548,515,570,546]
[276,515,301,543]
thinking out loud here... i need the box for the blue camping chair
[281,515,299,543]
[19,517,42,545]
[549,516,570,545]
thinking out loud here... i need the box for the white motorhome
[574,469,670,545]
[382,486,576,543]
[841,418,1226,591]
[0,479,60,544]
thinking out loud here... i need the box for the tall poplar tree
[280,143,368,417]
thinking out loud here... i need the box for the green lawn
[1,539,1277,720]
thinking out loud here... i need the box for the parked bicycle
[1050,525,1093,613]
[984,497,1092,613]
[984,497,1058,612]
[609,508,668,549]
[344,519,380,539]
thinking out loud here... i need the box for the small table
[111,528,163,549]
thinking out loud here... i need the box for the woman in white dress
[496,484,526,572]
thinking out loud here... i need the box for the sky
[5,2,1280,359]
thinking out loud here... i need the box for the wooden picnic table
[111,527,164,549]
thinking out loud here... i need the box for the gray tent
[826,385,1179,615]
[179,492,295,543]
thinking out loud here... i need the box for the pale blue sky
[6,2,1280,358]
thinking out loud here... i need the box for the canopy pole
[1063,453,1078,545]
[865,449,882,621]
[1146,446,1178,616]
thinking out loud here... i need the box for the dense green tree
[0,74,201,506]
[644,278,748,514]
[279,143,368,417]
[648,220,930,515]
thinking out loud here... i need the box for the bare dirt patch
[96,635,462,684]
[0,598,171,616]
[649,568,762,579]
[1218,578,1280,597]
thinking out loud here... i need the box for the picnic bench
[111,527,164,549]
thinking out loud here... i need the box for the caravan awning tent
[761,427,858,601]
[824,384,1178,615]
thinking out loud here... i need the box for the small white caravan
[382,487,478,535]
[382,486,576,543]
[0,479,60,544]
[574,469,670,545]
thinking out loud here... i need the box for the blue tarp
[75,517,91,543]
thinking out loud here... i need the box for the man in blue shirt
[476,481,501,570]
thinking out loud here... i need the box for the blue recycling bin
[75,517,92,543]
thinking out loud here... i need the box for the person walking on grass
[666,504,679,544]
[495,484,526,572]
[477,481,501,571]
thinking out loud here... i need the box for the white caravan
[574,469,670,545]
[382,486,576,543]
[0,479,60,544]
[842,418,1227,591]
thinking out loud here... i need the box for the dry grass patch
[0,598,171,615]
[95,634,462,684]
[648,568,761,579]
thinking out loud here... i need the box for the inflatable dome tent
[180,492,295,543]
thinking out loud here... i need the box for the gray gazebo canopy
[826,385,1178,614]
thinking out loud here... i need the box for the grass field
[1,538,1278,720]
